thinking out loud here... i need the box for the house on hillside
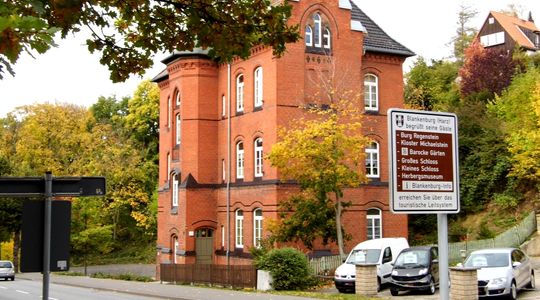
[477,11,540,53]
[152,0,414,271]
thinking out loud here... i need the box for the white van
[334,237,409,292]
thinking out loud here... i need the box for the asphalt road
[0,278,160,300]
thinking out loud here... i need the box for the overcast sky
[1,0,539,117]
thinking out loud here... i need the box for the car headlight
[419,268,428,276]
[392,270,398,276]
[489,277,507,287]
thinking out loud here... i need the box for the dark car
[389,246,439,296]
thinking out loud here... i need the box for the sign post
[388,109,459,300]
[0,173,106,300]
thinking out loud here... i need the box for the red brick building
[153,0,414,266]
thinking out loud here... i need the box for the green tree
[491,68,540,187]
[268,97,369,256]
[404,57,460,110]
[1,0,299,81]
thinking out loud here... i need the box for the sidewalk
[16,272,321,300]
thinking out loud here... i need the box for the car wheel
[427,277,436,295]
[508,281,517,300]
[377,277,381,292]
[390,288,399,296]
[526,271,535,289]
[11,277,14,281]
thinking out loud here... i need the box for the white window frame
[367,208,382,240]
[254,67,263,107]
[480,31,505,47]
[364,74,379,111]
[175,113,181,145]
[172,173,179,207]
[254,138,263,177]
[236,141,244,179]
[313,13,322,47]
[323,27,331,49]
[235,209,244,248]
[222,95,226,117]
[365,142,380,178]
[175,92,181,107]
[305,25,313,46]
[236,74,244,112]
[253,209,263,248]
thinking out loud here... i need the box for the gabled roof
[349,1,415,57]
[489,11,539,50]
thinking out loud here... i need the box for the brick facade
[153,0,413,269]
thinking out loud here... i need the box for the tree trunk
[13,230,20,273]
[335,195,345,257]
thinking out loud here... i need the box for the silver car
[0,260,15,281]
[463,248,534,300]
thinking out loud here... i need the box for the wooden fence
[160,264,257,289]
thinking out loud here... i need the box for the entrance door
[195,228,214,264]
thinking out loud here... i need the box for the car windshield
[346,249,381,264]
[393,250,430,269]
[464,253,509,268]
[0,262,12,268]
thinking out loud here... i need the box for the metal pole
[438,213,449,300]
[43,171,52,300]
[226,63,231,267]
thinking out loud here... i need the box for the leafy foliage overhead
[0,0,300,81]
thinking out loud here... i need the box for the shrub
[254,247,314,290]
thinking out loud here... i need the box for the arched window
[253,209,263,248]
[313,13,322,47]
[175,113,181,145]
[367,208,382,240]
[323,27,331,49]
[236,74,244,112]
[235,209,244,248]
[364,74,379,111]
[365,142,380,178]
[254,138,263,177]
[254,67,263,108]
[175,91,181,107]
[236,141,244,179]
[172,173,179,208]
[305,25,313,46]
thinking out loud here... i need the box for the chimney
[528,11,534,23]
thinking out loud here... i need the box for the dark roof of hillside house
[350,1,415,57]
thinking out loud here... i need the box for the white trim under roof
[351,20,366,32]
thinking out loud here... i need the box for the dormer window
[305,12,332,54]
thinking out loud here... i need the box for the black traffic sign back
[0,177,106,197]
